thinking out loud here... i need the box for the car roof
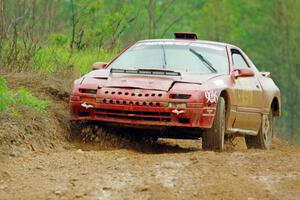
[137,39,238,49]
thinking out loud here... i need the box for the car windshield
[108,41,229,74]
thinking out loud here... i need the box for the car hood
[84,69,223,91]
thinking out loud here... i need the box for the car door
[231,48,263,132]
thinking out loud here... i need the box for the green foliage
[69,49,116,74]
[49,33,69,46]
[0,76,14,112]
[32,45,115,75]
[0,76,47,114]
[17,87,47,114]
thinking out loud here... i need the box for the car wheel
[202,97,225,152]
[245,110,274,149]
[69,120,82,140]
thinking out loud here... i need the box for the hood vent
[111,68,181,76]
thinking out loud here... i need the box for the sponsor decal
[136,41,189,46]
[172,109,185,115]
[237,90,253,105]
[81,102,93,109]
[236,79,254,105]
[135,42,224,51]
[205,90,218,103]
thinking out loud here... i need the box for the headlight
[79,89,97,94]
[80,97,96,103]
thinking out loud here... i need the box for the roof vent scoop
[174,32,198,40]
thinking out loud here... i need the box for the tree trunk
[148,0,155,38]
[0,0,7,38]
[70,0,76,49]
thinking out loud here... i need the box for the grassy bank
[0,76,47,115]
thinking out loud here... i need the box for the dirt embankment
[0,72,300,200]
[0,71,73,159]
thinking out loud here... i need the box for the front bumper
[70,99,216,128]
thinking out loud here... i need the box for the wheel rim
[262,112,273,149]
[262,114,270,142]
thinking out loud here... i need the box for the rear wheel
[202,97,225,152]
[245,110,274,149]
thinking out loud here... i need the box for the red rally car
[70,32,281,151]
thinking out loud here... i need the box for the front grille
[98,88,167,107]
[101,88,165,98]
[101,99,163,107]
[96,108,171,122]
[78,112,90,117]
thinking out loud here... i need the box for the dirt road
[1,137,300,200]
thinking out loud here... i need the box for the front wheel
[245,111,274,149]
[202,97,226,152]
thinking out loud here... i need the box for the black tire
[69,120,82,140]
[245,110,274,150]
[202,97,226,152]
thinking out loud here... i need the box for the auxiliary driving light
[168,102,187,108]
[80,97,96,103]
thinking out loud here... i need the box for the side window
[231,49,249,69]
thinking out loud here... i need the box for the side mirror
[233,68,254,78]
[92,62,108,70]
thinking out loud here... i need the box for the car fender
[259,76,281,116]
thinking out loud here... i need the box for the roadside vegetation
[0,0,300,142]
[1,36,116,75]
[0,76,47,115]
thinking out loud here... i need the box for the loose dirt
[0,72,299,200]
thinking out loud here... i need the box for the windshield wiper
[161,45,167,69]
[189,48,217,73]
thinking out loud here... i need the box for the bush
[0,76,47,114]
[17,87,47,114]
[31,44,116,75]
[0,76,14,112]
[69,48,116,75]
[33,46,71,73]
[49,33,69,46]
